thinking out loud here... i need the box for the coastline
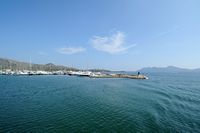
[0,69,148,79]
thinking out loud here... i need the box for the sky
[0,0,200,71]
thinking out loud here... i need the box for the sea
[0,73,199,132]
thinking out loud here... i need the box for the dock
[89,73,148,79]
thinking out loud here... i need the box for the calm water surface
[0,73,200,132]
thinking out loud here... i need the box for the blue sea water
[0,73,200,132]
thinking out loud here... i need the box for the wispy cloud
[90,31,136,54]
[38,51,48,56]
[57,47,86,54]
[153,26,180,39]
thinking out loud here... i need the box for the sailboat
[28,57,34,75]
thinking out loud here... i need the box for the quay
[89,73,148,79]
[68,71,148,79]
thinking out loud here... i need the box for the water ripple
[0,74,200,132]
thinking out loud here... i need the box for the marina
[0,69,148,79]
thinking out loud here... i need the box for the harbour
[0,69,148,79]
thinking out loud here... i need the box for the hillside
[0,58,78,71]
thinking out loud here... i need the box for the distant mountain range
[137,66,200,73]
[0,58,77,71]
[0,57,199,73]
[0,58,110,72]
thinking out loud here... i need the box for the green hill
[0,58,78,71]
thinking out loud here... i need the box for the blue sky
[0,0,200,70]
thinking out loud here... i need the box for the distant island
[138,66,200,73]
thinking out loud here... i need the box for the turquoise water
[0,73,199,132]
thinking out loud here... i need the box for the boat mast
[29,57,32,71]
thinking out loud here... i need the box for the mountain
[0,58,78,71]
[1,57,199,73]
[137,66,199,73]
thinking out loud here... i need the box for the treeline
[0,58,78,71]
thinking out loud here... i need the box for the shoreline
[0,70,148,79]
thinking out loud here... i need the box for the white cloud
[90,31,136,54]
[58,47,86,54]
